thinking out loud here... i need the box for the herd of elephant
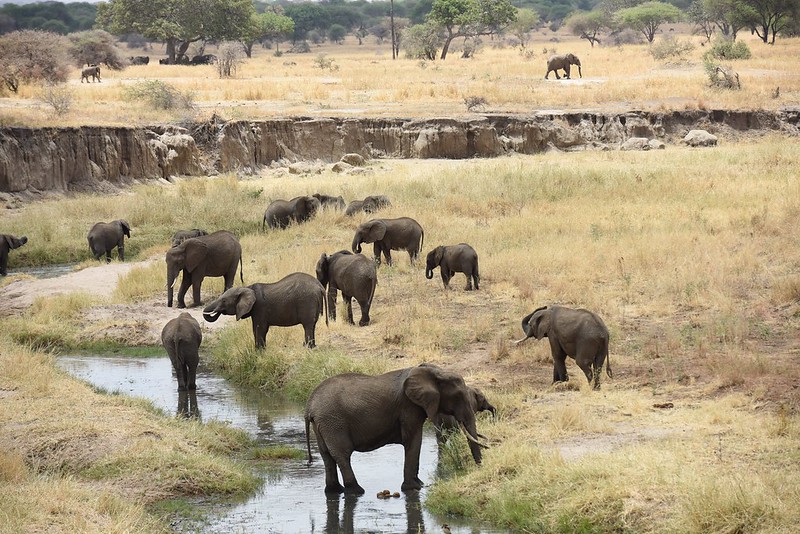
[0,185,610,496]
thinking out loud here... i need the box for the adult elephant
[161,312,202,391]
[171,228,208,248]
[316,250,377,326]
[166,230,242,308]
[263,196,321,230]
[87,220,130,263]
[313,193,346,211]
[202,273,326,349]
[345,195,391,216]
[351,217,424,267]
[305,363,489,494]
[81,65,101,83]
[516,305,612,389]
[545,53,582,80]
[0,234,28,276]
[425,243,480,290]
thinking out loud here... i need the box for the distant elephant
[305,363,489,494]
[351,217,424,267]
[161,312,202,391]
[171,228,208,248]
[313,193,347,211]
[81,65,101,83]
[87,220,130,263]
[316,250,377,326]
[425,243,480,290]
[516,305,612,389]
[345,195,392,216]
[202,272,326,349]
[263,196,322,230]
[545,53,582,80]
[129,56,150,66]
[0,234,28,276]
[166,230,243,308]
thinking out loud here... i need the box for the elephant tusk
[459,422,489,449]
[514,337,531,345]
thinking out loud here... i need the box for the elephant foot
[188,383,197,390]
[343,483,365,495]
[324,482,345,494]
[401,479,423,492]
[177,302,186,309]
[358,318,370,327]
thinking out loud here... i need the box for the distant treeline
[0,1,96,35]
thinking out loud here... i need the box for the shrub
[39,83,74,116]
[0,30,71,93]
[288,41,310,53]
[216,42,244,78]
[464,95,488,112]
[650,35,696,61]
[403,23,442,60]
[704,60,741,89]
[122,80,195,110]
[313,54,338,72]
[68,30,128,70]
[705,39,752,60]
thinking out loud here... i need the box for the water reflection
[57,355,504,534]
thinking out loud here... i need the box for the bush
[39,83,74,116]
[288,41,310,53]
[122,80,195,110]
[313,54,338,72]
[216,42,244,78]
[650,36,696,61]
[403,23,442,60]
[68,30,128,70]
[705,39,752,60]
[704,60,741,89]
[0,30,71,93]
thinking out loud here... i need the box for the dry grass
[1,33,798,127]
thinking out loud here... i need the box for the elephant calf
[0,234,28,276]
[87,220,130,263]
[171,228,208,248]
[425,243,480,290]
[316,250,378,326]
[161,312,202,391]
[517,305,612,389]
[203,273,326,349]
[263,196,321,230]
[313,193,346,211]
[345,195,391,216]
[81,65,101,83]
[352,217,424,267]
[545,53,582,80]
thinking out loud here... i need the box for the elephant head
[166,239,209,307]
[566,53,582,77]
[4,234,28,250]
[296,196,322,221]
[351,220,386,254]
[363,195,391,213]
[202,286,257,322]
[117,220,131,238]
[403,364,488,464]
[316,253,331,288]
[520,306,550,341]
[425,246,445,279]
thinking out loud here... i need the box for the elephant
[190,54,216,65]
[166,230,243,308]
[202,272,326,349]
[171,228,208,248]
[263,196,322,230]
[351,217,424,267]
[516,305,612,389]
[433,384,495,440]
[304,363,489,494]
[425,243,480,290]
[316,250,377,326]
[81,65,101,83]
[345,195,392,216]
[545,53,582,80]
[0,234,28,276]
[313,193,347,211]
[161,312,202,391]
[87,220,130,263]
[128,56,149,66]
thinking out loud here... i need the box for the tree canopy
[428,0,517,59]
[616,1,684,43]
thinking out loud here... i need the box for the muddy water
[57,355,503,533]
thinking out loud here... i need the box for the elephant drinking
[0,234,28,276]
[316,250,377,326]
[351,217,424,267]
[87,220,130,263]
[425,243,480,290]
[305,363,489,494]
[161,312,202,391]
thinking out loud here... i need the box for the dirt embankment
[2,109,798,196]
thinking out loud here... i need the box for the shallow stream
[57,355,503,533]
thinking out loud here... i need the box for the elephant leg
[105,250,112,263]
[401,426,424,491]
[327,286,338,322]
[315,431,345,493]
[473,272,480,290]
[555,70,561,80]
[117,243,124,262]
[440,271,450,289]
[342,294,355,325]
[372,243,382,266]
[253,321,269,349]
[357,298,370,327]
[176,273,192,308]
[552,348,569,383]
[382,245,393,267]
[187,360,198,390]
[303,321,316,348]
[191,276,203,307]
[575,352,595,387]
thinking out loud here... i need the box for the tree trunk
[243,42,253,58]
[440,32,454,60]
[166,38,177,63]
[177,41,191,63]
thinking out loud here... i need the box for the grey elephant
[304,363,489,494]
[316,250,377,326]
[0,234,28,276]
[351,217,424,267]
[545,53,582,80]
[516,305,612,389]
[313,193,347,211]
[161,312,202,391]
[263,196,321,230]
[425,243,480,290]
[81,65,101,83]
[203,272,326,349]
[166,230,243,308]
[433,384,495,440]
[171,228,208,248]
[87,220,130,263]
[345,195,392,216]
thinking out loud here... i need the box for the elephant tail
[419,228,424,255]
[367,276,377,309]
[239,254,244,284]
[600,336,612,379]
[304,413,314,466]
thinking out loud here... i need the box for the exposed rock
[341,153,366,166]
[684,130,718,147]
[620,137,651,151]
[331,161,352,173]
[648,139,666,150]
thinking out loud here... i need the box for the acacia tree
[742,0,798,43]
[616,1,684,43]
[240,11,295,57]
[428,0,517,60]
[687,0,716,42]
[96,0,254,63]
[565,9,612,47]
[703,0,755,40]
[68,29,127,69]
[0,30,70,93]
[508,8,540,50]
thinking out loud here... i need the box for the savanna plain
[2,33,800,533]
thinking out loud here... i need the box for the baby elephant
[425,243,480,290]
[516,305,612,389]
[313,193,346,211]
[161,312,202,391]
[81,65,101,83]
[0,234,28,276]
[171,228,208,248]
[87,220,130,262]
[316,250,377,326]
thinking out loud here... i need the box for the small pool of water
[57,355,504,533]
[16,263,76,279]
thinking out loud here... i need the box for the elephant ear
[118,220,131,238]
[235,287,257,320]
[532,308,550,339]
[315,253,329,286]
[403,365,441,421]
[433,246,445,266]
[185,240,209,272]
[3,235,13,249]
[366,221,387,242]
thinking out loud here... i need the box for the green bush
[122,80,195,110]
[705,39,752,60]
[650,36,695,61]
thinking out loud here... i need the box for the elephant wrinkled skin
[425,243,480,290]
[316,250,377,326]
[545,53,582,80]
[517,305,612,389]
[87,220,130,263]
[161,312,202,391]
[0,234,28,276]
[351,217,424,267]
[203,273,326,349]
[305,363,489,494]
[263,196,321,230]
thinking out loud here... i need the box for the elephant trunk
[19,236,28,246]
[425,268,433,279]
[459,421,488,465]
[202,302,222,323]
[577,63,582,78]
[352,235,362,254]
[166,267,179,307]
